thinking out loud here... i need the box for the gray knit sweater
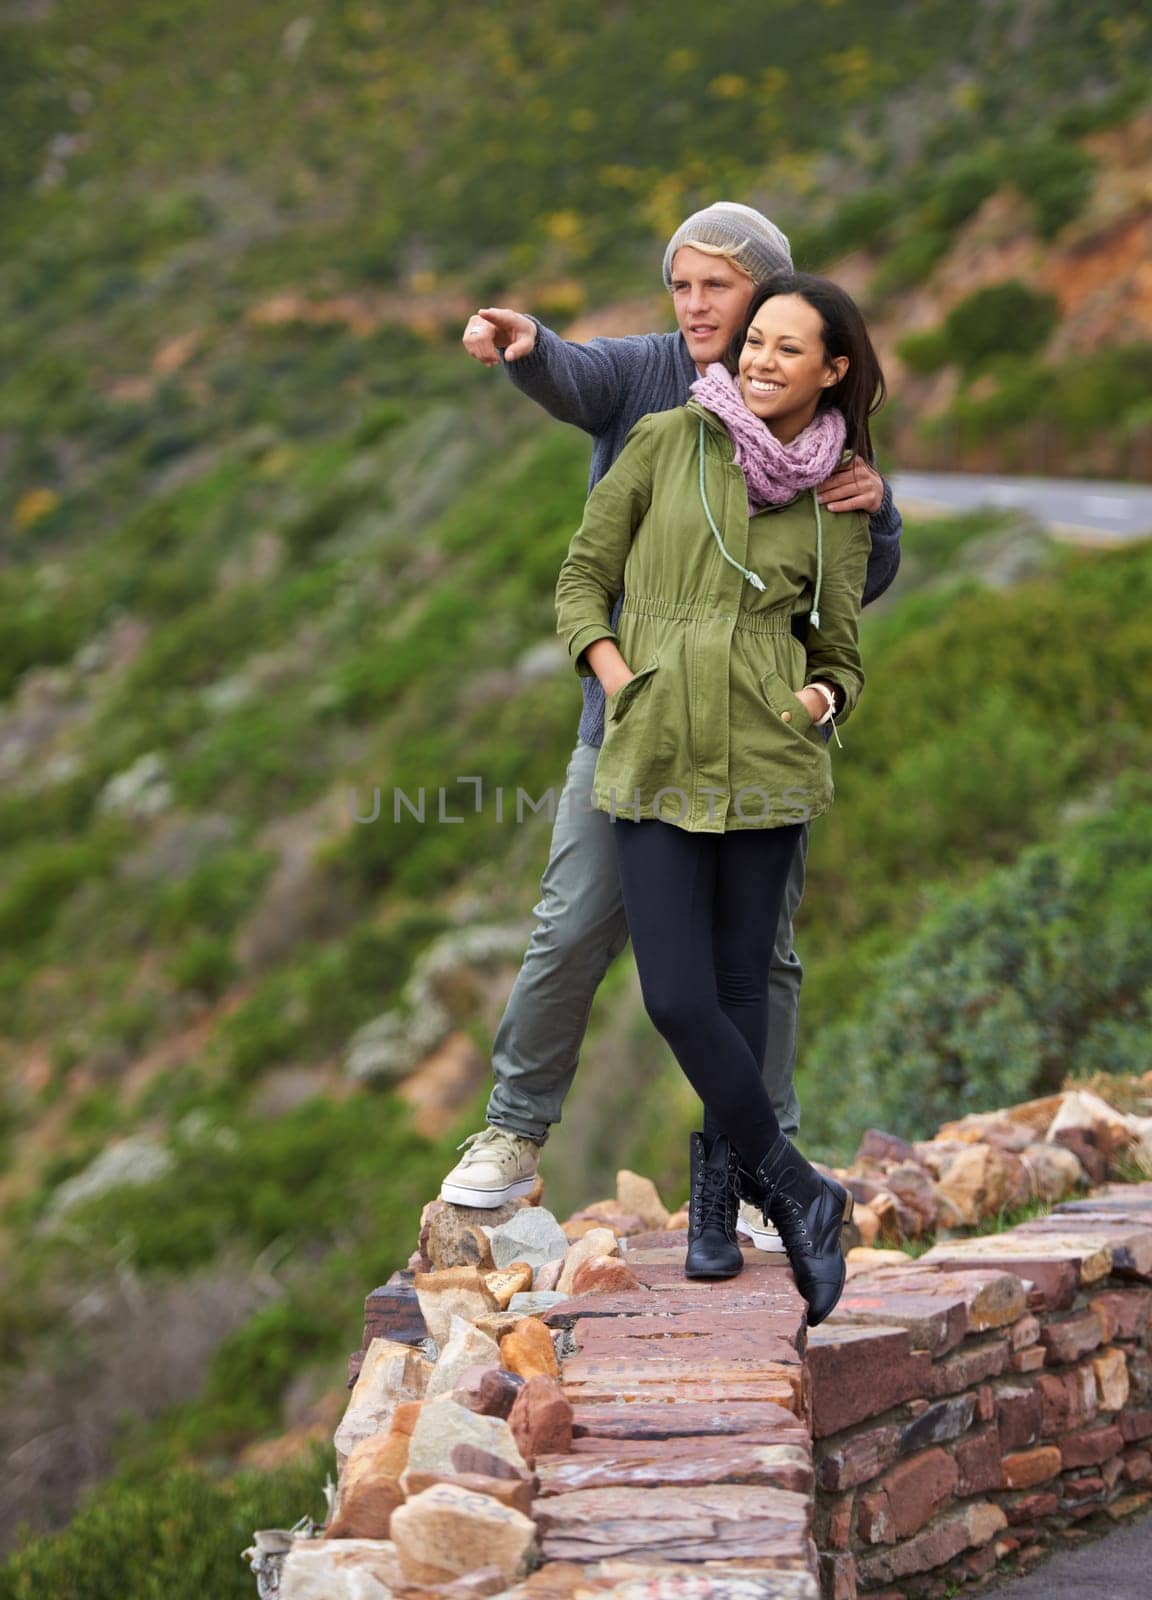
[504,318,902,748]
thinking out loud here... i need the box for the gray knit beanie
[662,201,793,289]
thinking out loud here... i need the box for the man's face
[669,245,757,372]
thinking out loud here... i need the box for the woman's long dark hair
[725,271,886,463]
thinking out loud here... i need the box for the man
[439,203,901,1248]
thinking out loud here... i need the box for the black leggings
[613,817,804,1176]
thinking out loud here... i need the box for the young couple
[441,203,896,1325]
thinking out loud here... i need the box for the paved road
[983,1512,1152,1597]
[890,470,1152,545]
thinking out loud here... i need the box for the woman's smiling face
[737,293,849,442]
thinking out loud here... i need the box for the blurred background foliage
[1,0,1151,1590]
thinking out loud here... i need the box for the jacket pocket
[606,657,659,723]
[758,667,817,737]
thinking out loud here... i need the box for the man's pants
[486,740,807,1144]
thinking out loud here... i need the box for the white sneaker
[736,1199,786,1254]
[439,1127,542,1208]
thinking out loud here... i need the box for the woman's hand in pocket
[585,638,635,698]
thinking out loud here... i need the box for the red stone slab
[806,1325,932,1438]
[532,1483,813,1565]
[535,1436,813,1496]
[1012,1216,1152,1279]
[569,1318,803,1367]
[827,1287,969,1356]
[916,1246,1079,1312]
[571,1400,802,1440]
[544,1287,805,1324]
[566,1372,802,1411]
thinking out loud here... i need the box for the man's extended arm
[500,317,639,436]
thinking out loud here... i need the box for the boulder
[500,1318,559,1381]
[279,1538,402,1599]
[615,1170,671,1230]
[414,1267,499,1347]
[556,1227,621,1295]
[326,1432,408,1539]
[390,1483,537,1586]
[508,1374,574,1464]
[483,1262,534,1309]
[402,1396,528,1489]
[334,1338,432,1464]
[483,1208,569,1271]
[452,1364,525,1419]
[425,1316,502,1400]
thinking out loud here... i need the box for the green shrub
[869,228,951,296]
[943,281,1060,374]
[895,327,951,376]
[0,841,112,951]
[0,1452,328,1600]
[800,774,1152,1152]
[1012,139,1095,237]
[0,571,100,700]
[166,935,237,998]
[919,150,1003,230]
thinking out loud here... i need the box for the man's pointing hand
[462,307,539,367]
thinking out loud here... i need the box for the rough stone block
[616,1170,671,1230]
[1093,1346,1130,1412]
[326,1432,408,1539]
[415,1267,500,1348]
[806,1325,931,1438]
[954,1426,1003,1495]
[363,1273,428,1348]
[1120,1409,1152,1443]
[500,1317,559,1381]
[1001,1446,1062,1488]
[1059,1424,1124,1469]
[1040,1309,1105,1364]
[335,1338,432,1463]
[816,1424,902,1492]
[391,1482,537,1585]
[452,1364,524,1419]
[899,1392,977,1455]
[426,1317,502,1400]
[924,1338,1007,1398]
[854,1502,1005,1586]
[484,1263,535,1309]
[402,1469,535,1516]
[996,1386,1043,1451]
[484,1208,570,1271]
[857,1448,959,1544]
[508,1375,573,1465]
[280,1538,401,1599]
[570,1256,642,1296]
[1089,1288,1152,1343]
[402,1397,528,1489]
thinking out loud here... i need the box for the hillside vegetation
[1,0,1151,1591]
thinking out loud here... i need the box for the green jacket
[555,400,870,832]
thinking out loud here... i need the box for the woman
[555,271,886,1325]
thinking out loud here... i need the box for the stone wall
[812,1183,1152,1598]
[257,1086,1152,1600]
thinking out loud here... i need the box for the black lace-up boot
[684,1131,744,1279]
[752,1132,854,1325]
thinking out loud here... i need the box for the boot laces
[762,1171,813,1255]
[692,1161,735,1233]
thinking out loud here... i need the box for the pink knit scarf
[690,362,847,512]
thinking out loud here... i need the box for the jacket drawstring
[697,420,841,749]
[696,418,826,625]
[698,419,766,591]
[811,489,824,631]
